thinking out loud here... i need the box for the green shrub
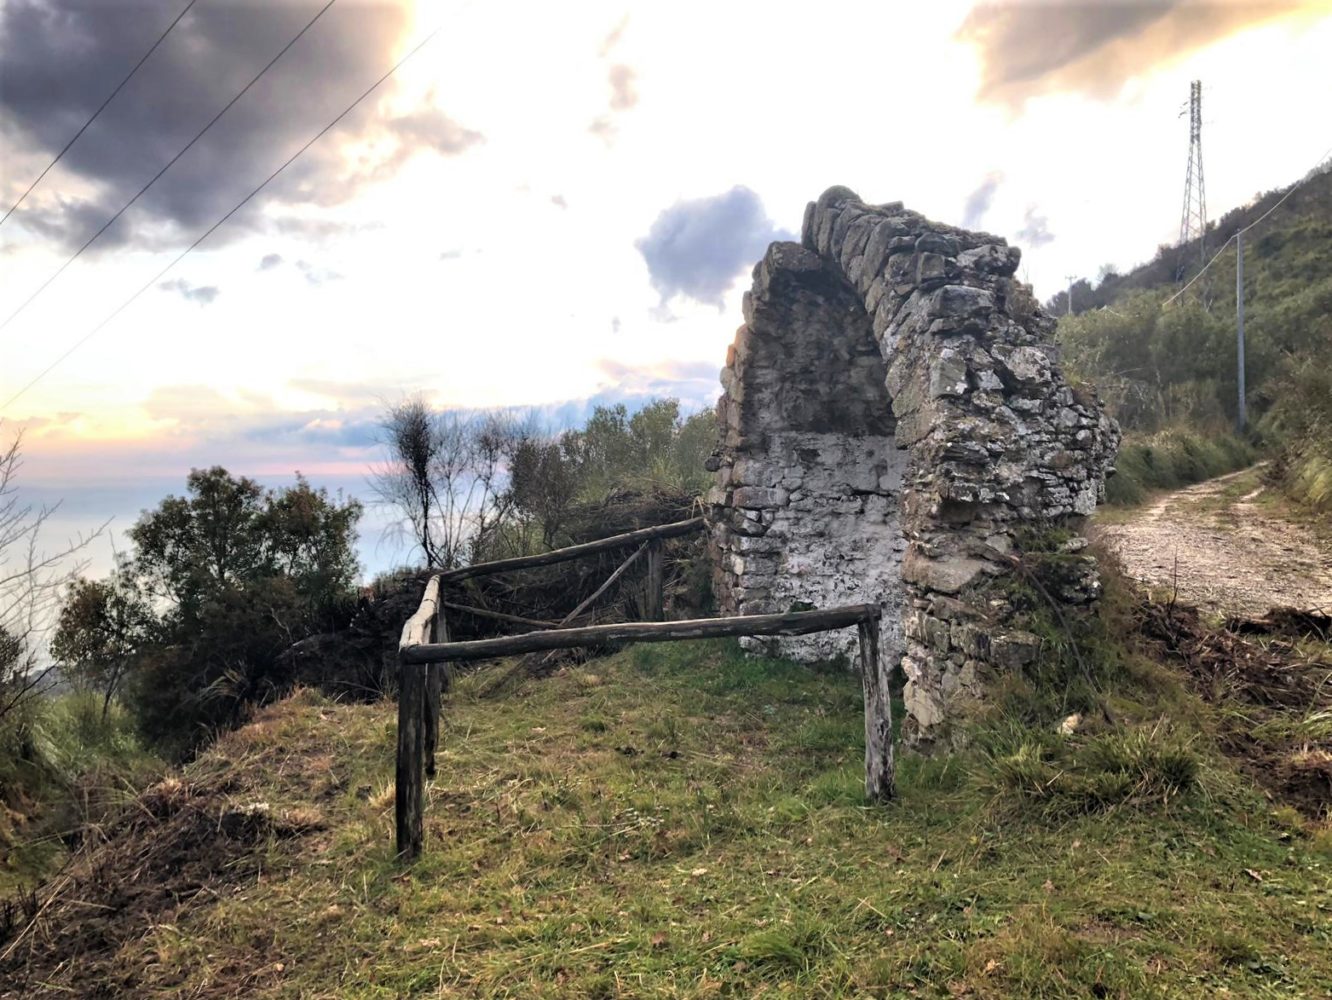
[1106,428,1256,504]
[1260,347,1332,513]
[976,726,1200,815]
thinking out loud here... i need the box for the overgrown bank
[1104,428,1256,506]
[3,557,1329,998]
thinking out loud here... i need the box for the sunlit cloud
[958,0,1313,106]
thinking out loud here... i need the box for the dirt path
[1093,465,1332,618]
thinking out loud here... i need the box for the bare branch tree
[369,400,533,570]
[0,425,105,724]
[370,396,444,568]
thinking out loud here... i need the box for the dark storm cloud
[636,187,794,308]
[957,1,1305,105]
[1016,206,1054,248]
[0,1,479,251]
[962,172,1002,229]
[159,277,219,304]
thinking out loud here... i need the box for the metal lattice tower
[1177,80,1207,280]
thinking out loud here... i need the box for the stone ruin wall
[706,187,1120,748]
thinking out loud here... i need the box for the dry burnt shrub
[1136,595,1332,816]
[0,713,326,998]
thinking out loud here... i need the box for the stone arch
[707,187,1119,748]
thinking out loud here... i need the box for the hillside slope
[2,626,1330,998]
[1053,162,1332,434]
[1054,162,1332,317]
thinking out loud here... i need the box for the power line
[1163,140,1332,308]
[0,0,202,228]
[1,25,444,414]
[0,0,338,335]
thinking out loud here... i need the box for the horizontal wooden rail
[440,600,557,630]
[401,605,880,665]
[436,517,704,583]
[394,519,897,863]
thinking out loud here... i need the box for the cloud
[608,64,638,111]
[550,194,568,209]
[0,1,478,251]
[957,1,1306,105]
[588,116,617,144]
[1015,206,1054,248]
[962,172,1003,229]
[258,253,283,270]
[269,217,378,242]
[386,107,484,158]
[598,15,629,57]
[295,259,340,287]
[636,186,794,308]
[588,19,638,143]
[158,278,219,305]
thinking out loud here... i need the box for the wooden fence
[395,518,892,859]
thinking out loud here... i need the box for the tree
[51,559,157,720]
[110,467,362,753]
[370,399,534,568]
[256,474,362,623]
[128,467,360,623]
[372,397,442,567]
[509,438,579,547]
[128,466,267,619]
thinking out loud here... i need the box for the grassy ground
[0,692,162,896]
[3,635,1329,998]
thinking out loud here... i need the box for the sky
[2,0,1330,577]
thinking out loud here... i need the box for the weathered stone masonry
[706,187,1120,748]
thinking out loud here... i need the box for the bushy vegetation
[1054,162,1330,510]
[1105,428,1256,505]
[1259,351,1332,513]
[0,691,160,892]
[52,467,363,758]
[373,395,713,567]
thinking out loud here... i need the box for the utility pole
[1236,232,1246,432]
[1176,80,1208,285]
[1065,274,1077,316]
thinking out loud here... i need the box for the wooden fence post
[395,657,425,859]
[423,607,446,779]
[858,614,895,802]
[645,538,664,622]
[396,576,439,860]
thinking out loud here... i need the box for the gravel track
[1093,466,1332,617]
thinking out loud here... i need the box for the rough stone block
[901,548,988,594]
[928,353,970,399]
[988,630,1042,670]
[731,485,789,509]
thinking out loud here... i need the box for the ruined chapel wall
[708,187,1120,747]
[709,242,908,664]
